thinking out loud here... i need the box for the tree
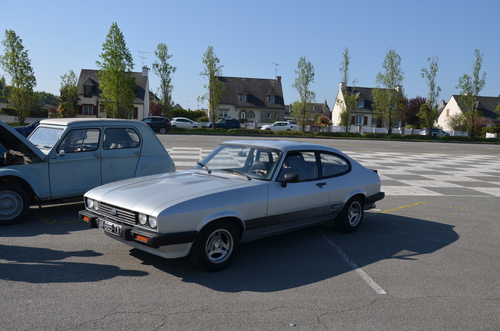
[199,46,224,128]
[372,48,404,134]
[96,22,136,119]
[58,70,79,117]
[402,96,426,128]
[456,49,486,138]
[336,48,359,133]
[152,43,176,118]
[419,56,441,134]
[0,30,37,124]
[292,56,315,131]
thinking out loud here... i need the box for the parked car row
[2,119,384,272]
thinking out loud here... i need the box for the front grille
[94,202,136,226]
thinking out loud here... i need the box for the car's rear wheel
[0,184,29,225]
[335,196,364,233]
[159,127,167,134]
[189,220,239,271]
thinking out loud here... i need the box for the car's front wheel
[189,220,239,271]
[0,184,29,226]
[335,196,364,233]
[159,127,167,134]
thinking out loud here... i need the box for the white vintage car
[80,140,384,271]
[0,118,175,225]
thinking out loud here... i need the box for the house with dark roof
[437,95,500,131]
[215,76,285,125]
[77,67,150,119]
[332,83,382,129]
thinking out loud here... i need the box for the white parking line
[318,230,387,295]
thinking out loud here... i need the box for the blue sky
[1,0,499,110]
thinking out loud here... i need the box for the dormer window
[268,96,275,103]
[357,100,364,108]
[84,85,93,98]
[240,94,247,102]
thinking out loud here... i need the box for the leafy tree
[152,43,176,118]
[372,48,404,134]
[149,101,163,116]
[199,46,224,128]
[58,70,79,117]
[336,48,358,133]
[456,49,486,138]
[402,96,426,128]
[0,30,37,124]
[418,56,441,134]
[96,22,136,119]
[0,75,6,102]
[292,56,315,131]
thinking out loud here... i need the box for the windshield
[28,127,65,154]
[193,144,281,180]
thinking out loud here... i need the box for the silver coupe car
[80,140,384,271]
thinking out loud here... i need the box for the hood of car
[86,170,259,215]
[0,121,46,161]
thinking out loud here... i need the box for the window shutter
[351,116,355,124]
[364,116,368,125]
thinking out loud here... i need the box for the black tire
[159,127,167,134]
[335,196,364,233]
[189,220,239,271]
[0,184,30,226]
[171,125,177,129]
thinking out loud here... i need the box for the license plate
[98,219,122,237]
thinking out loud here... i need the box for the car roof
[222,139,344,154]
[40,118,141,126]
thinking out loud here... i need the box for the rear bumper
[79,210,197,248]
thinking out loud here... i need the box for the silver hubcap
[0,190,23,220]
[347,201,362,227]
[205,229,234,263]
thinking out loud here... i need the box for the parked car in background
[171,117,202,129]
[0,118,175,225]
[141,116,171,134]
[14,121,40,137]
[80,140,384,271]
[420,128,450,137]
[261,121,298,131]
[207,118,241,129]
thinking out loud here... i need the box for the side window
[103,128,141,150]
[57,129,100,153]
[319,153,351,177]
[278,151,318,182]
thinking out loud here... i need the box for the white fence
[322,125,469,137]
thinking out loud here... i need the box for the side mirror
[58,150,66,157]
[281,173,299,188]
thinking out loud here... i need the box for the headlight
[148,216,158,229]
[138,213,148,225]
[86,198,94,209]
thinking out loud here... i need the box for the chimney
[276,76,281,83]
[142,65,149,77]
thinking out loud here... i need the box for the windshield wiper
[221,168,251,180]
[197,162,211,174]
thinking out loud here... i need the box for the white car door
[265,151,331,235]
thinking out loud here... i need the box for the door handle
[94,154,101,158]
[316,182,326,188]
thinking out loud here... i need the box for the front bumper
[79,210,197,248]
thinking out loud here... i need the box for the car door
[48,128,102,198]
[265,151,331,235]
[100,127,141,184]
[318,152,353,216]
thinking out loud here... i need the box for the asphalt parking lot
[1,136,499,330]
